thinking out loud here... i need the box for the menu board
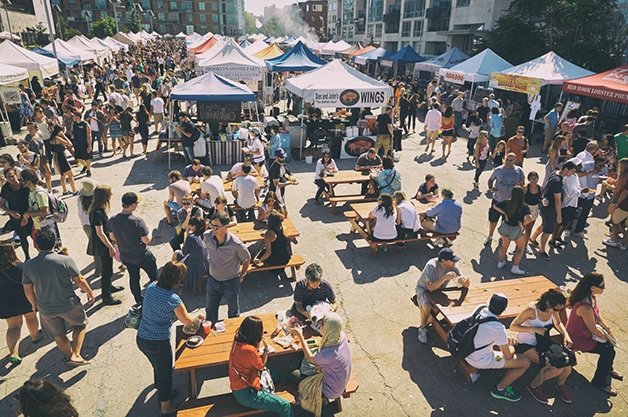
[197,101,241,123]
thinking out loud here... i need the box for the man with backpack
[462,294,531,401]
[415,248,469,344]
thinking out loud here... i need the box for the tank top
[477,143,490,161]
[566,298,599,352]
[442,116,454,130]
[516,304,554,345]
[371,206,398,240]
[34,121,51,141]
[524,184,542,206]
[266,229,291,266]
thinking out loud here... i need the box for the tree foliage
[92,17,117,39]
[474,0,628,72]
[260,16,284,38]
[65,28,82,40]
[128,8,141,33]
[57,15,68,41]
[27,23,51,46]
[244,12,258,35]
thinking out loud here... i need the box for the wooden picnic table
[425,275,557,344]
[174,313,318,400]
[322,170,371,197]
[229,218,299,243]
[191,175,265,194]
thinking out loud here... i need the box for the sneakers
[433,238,445,246]
[417,326,428,344]
[511,265,526,275]
[484,236,492,246]
[549,241,562,250]
[80,166,87,174]
[497,261,506,269]
[564,229,571,238]
[603,238,620,247]
[525,244,533,255]
[86,170,92,177]
[574,231,588,239]
[491,386,521,402]
[556,384,572,404]
[527,384,549,405]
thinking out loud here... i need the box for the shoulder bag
[368,170,397,198]
[535,326,577,369]
[231,343,275,393]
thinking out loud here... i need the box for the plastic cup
[202,321,212,334]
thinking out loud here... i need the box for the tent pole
[559,90,563,103]
[300,103,305,160]
[168,100,173,169]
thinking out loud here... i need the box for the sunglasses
[210,224,223,231]
[517,130,524,133]
[595,284,606,289]
[182,201,192,205]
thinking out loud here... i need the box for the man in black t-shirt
[268,148,296,205]
[0,168,32,259]
[176,112,197,165]
[375,107,393,156]
[536,161,577,259]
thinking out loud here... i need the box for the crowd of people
[0,37,626,416]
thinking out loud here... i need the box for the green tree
[65,27,82,40]
[260,16,283,38]
[57,15,68,41]
[92,17,117,39]
[244,12,258,35]
[474,0,628,73]
[128,8,141,33]
[27,23,51,46]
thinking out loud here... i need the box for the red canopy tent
[189,36,219,54]
[562,65,628,104]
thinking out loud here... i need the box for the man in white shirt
[452,92,464,137]
[151,91,165,133]
[465,293,530,402]
[424,103,442,153]
[231,162,260,221]
[198,166,226,209]
[125,65,133,82]
[487,94,500,110]
[108,87,123,107]
[242,127,265,176]
[575,141,598,165]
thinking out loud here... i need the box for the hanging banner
[443,70,466,85]
[0,87,21,104]
[380,59,393,68]
[197,101,242,123]
[199,65,262,82]
[311,88,390,107]
[489,73,541,95]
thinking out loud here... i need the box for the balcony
[426,6,450,19]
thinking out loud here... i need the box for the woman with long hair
[603,158,628,249]
[0,243,42,364]
[368,193,400,243]
[173,216,209,293]
[48,125,77,195]
[88,185,123,305]
[567,272,621,396]
[31,108,53,190]
[137,261,204,415]
[119,106,135,158]
[16,378,78,417]
[516,171,543,257]
[491,140,506,167]
[393,191,420,240]
[474,131,490,188]
[543,135,571,187]
[254,213,291,268]
[77,179,101,276]
[510,288,573,404]
[441,105,455,157]
[108,106,123,157]
[463,111,482,160]
[288,312,352,416]
[313,150,338,204]
[229,316,293,417]
[492,185,532,275]
[258,191,287,222]
[136,104,151,155]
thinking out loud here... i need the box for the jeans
[94,83,107,102]
[232,369,293,417]
[92,130,103,154]
[314,179,330,201]
[587,342,615,388]
[454,111,463,136]
[182,145,195,165]
[139,124,149,145]
[136,337,173,402]
[97,255,113,298]
[574,197,595,233]
[10,216,32,260]
[467,137,477,157]
[205,276,240,324]
[489,134,500,151]
[123,251,158,304]
[474,159,488,183]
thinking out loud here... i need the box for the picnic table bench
[416,275,557,384]
[345,201,459,257]
[191,176,265,194]
[322,171,373,213]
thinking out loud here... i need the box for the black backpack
[447,305,501,359]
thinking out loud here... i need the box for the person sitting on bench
[231,162,260,222]
[228,154,268,180]
[291,263,338,321]
[415,248,469,344]
[421,188,462,246]
[355,148,382,195]
[204,196,237,227]
[466,293,531,402]
[368,193,400,243]
[252,213,291,271]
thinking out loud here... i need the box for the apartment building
[298,0,327,38]
[52,0,244,36]
[333,0,512,56]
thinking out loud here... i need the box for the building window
[99,11,108,18]
[413,19,423,37]
[200,14,206,22]
[157,12,165,21]
[343,0,354,24]
[212,14,218,22]
[348,26,354,38]
[94,0,106,9]
[169,1,178,11]
[186,13,193,22]
[158,24,166,32]
[156,1,164,9]
[457,0,470,6]
[402,21,411,37]
[404,0,425,18]
[313,4,323,12]
[368,0,384,22]
[186,25,194,35]
[211,2,218,11]
[51,0,60,4]
[375,23,382,37]
[67,0,76,5]
[181,1,193,12]
[199,2,205,11]
[167,12,179,23]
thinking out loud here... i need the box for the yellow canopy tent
[253,44,284,60]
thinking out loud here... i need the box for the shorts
[154,113,164,125]
[611,207,628,224]
[498,222,525,241]
[488,200,502,223]
[414,291,430,309]
[74,146,92,161]
[40,303,87,337]
[529,205,540,221]
[167,201,179,212]
[421,218,437,232]
[426,130,439,141]
[540,206,557,234]
[441,129,454,137]
[514,343,535,354]
[466,350,506,370]
[375,134,391,152]
[560,206,577,225]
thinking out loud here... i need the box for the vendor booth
[265,41,326,72]
[169,72,257,166]
[348,45,375,57]
[43,39,96,65]
[414,47,469,78]
[253,44,284,60]
[196,41,265,93]
[321,40,352,55]
[285,59,393,158]
[0,41,59,80]
[354,47,391,65]
[243,39,269,56]
[0,63,29,141]
[32,48,78,68]
[67,36,111,64]
[383,45,424,78]
[113,32,137,46]
[439,48,512,86]
[105,36,129,51]
[92,37,120,54]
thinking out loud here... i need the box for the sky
[246,0,295,18]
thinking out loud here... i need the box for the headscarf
[298,312,343,417]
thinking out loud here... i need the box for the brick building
[298,0,327,38]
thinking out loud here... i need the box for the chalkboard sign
[472,86,493,103]
[197,101,242,123]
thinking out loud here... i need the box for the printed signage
[313,88,389,107]
[343,136,375,158]
[197,101,242,123]
[489,73,541,95]
[201,65,262,82]
[444,71,465,85]
[380,59,393,68]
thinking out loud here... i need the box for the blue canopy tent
[265,41,326,72]
[385,45,425,65]
[239,39,251,48]
[354,47,391,65]
[31,47,78,68]
[414,47,469,73]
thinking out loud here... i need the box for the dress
[176,234,209,290]
[265,229,291,266]
[19,93,33,118]
[0,264,33,319]
[374,168,401,196]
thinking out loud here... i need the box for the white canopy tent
[151,31,162,38]
[92,37,119,53]
[243,39,269,56]
[113,32,137,46]
[0,62,29,85]
[194,38,227,63]
[197,40,264,82]
[68,36,110,64]
[496,51,594,86]
[105,36,128,51]
[43,39,96,64]
[322,40,352,55]
[438,48,512,84]
[0,31,20,41]
[175,32,187,39]
[126,32,141,42]
[0,40,58,79]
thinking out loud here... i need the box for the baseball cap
[275,148,287,158]
[250,127,261,135]
[122,192,142,206]
[438,248,460,262]
[488,293,508,316]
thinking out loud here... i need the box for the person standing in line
[485,153,525,246]
[477,97,490,130]
[136,104,151,155]
[163,170,192,226]
[0,168,33,259]
[268,148,297,205]
[72,111,93,177]
[543,102,564,153]
[176,112,198,165]
[488,107,503,151]
[506,125,529,168]
[109,192,158,304]
[424,103,442,153]
[204,211,251,324]
[22,230,94,366]
[474,131,491,188]
[452,92,464,138]
[613,124,628,161]
[375,107,393,156]
[119,107,135,159]
[88,185,124,306]
[441,106,455,157]
[602,158,628,249]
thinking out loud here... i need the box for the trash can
[393,128,403,152]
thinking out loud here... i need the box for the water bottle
[276,310,286,330]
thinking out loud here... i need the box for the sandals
[64,355,91,367]
[598,385,617,396]
[32,329,44,344]
[9,356,22,365]
[611,370,624,381]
